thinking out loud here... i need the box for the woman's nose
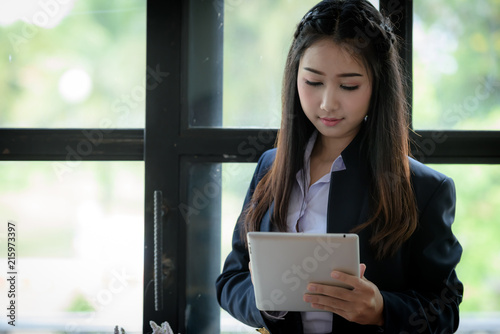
[320,87,339,112]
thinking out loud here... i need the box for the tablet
[247,232,359,312]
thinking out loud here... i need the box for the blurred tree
[413,0,500,130]
[0,0,146,128]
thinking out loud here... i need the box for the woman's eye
[305,80,322,87]
[341,85,359,91]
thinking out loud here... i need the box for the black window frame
[1,1,499,333]
[143,1,500,332]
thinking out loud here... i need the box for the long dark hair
[243,0,418,260]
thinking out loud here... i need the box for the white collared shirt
[286,131,346,334]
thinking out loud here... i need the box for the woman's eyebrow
[303,67,325,75]
[303,67,363,77]
[338,72,363,78]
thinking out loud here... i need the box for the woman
[216,0,463,333]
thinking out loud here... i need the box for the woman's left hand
[303,263,384,326]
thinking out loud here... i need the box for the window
[426,164,500,316]
[2,0,498,333]
[218,1,324,128]
[412,0,500,329]
[143,0,498,332]
[0,0,146,128]
[0,162,144,332]
[413,0,499,130]
[0,1,145,332]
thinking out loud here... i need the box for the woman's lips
[320,117,342,126]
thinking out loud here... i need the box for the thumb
[359,263,367,278]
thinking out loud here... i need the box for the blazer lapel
[326,129,371,233]
[326,128,373,330]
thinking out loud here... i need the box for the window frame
[1,0,499,333]
[143,0,500,332]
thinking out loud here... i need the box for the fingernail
[307,285,316,292]
[332,272,340,279]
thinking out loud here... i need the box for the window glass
[429,164,500,330]
[413,0,500,130]
[0,162,144,333]
[184,162,223,333]
[0,0,146,128]
[221,0,319,128]
[184,162,255,333]
[191,0,379,128]
[220,163,257,333]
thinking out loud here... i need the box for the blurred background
[0,0,498,333]
[0,0,146,332]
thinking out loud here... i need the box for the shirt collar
[304,131,346,174]
[296,131,347,191]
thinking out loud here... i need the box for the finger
[359,263,366,278]
[304,293,348,313]
[305,293,363,324]
[307,283,352,302]
[331,270,363,290]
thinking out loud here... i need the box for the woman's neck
[312,132,357,163]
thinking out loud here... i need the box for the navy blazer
[216,132,463,333]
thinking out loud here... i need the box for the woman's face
[297,39,372,145]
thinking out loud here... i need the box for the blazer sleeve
[215,150,274,328]
[380,176,463,333]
